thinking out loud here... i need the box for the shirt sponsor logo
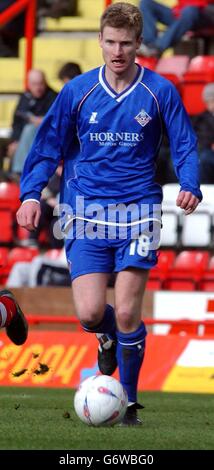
[134,109,152,127]
[89,132,144,147]
[89,112,98,124]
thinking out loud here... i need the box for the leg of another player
[0,290,28,345]
[114,268,149,423]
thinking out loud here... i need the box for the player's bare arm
[16,201,41,231]
[176,190,200,215]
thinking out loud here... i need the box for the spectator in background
[7,69,57,175]
[192,83,214,184]
[138,0,214,57]
[58,62,82,83]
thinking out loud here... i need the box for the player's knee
[116,307,134,330]
[78,307,104,328]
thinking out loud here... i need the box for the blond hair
[100,2,143,40]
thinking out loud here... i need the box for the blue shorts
[64,219,161,281]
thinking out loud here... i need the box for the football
[74,375,128,426]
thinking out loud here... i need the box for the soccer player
[16,2,202,425]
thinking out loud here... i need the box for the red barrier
[26,315,214,336]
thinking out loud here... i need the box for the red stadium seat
[0,247,9,267]
[198,255,214,291]
[0,182,20,212]
[149,250,176,288]
[168,250,209,274]
[200,281,214,292]
[7,247,39,267]
[135,56,158,70]
[156,55,190,76]
[0,210,14,243]
[155,250,176,271]
[155,55,190,90]
[164,279,196,291]
[147,279,162,290]
[187,55,214,73]
[0,182,20,244]
[163,250,210,290]
[181,55,214,114]
[0,247,10,285]
[181,81,206,114]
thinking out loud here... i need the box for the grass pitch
[0,387,213,450]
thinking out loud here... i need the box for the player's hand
[176,190,199,215]
[16,201,41,231]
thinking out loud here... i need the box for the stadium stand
[41,0,139,32]
[135,56,158,70]
[180,210,213,248]
[161,184,181,247]
[155,55,190,90]
[0,181,20,243]
[7,246,39,267]
[162,183,180,205]
[0,246,9,285]
[160,210,180,248]
[0,94,19,137]
[181,55,214,114]
[147,250,176,290]
[161,183,214,250]
[162,250,210,291]
[198,254,214,291]
[200,184,214,205]
[181,26,214,56]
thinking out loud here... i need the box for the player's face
[99,26,141,76]
[28,76,47,98]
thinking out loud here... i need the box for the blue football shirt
[20,64,202,213]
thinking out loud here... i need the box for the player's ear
[136,35,142,50]
[98,32,103,46]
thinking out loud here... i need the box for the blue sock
[81,304,116,341]
[116,322,147,403]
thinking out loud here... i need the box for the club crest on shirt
[134,109,152,127]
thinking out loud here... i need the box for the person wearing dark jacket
[192,82,214,184]
[7,69,57,174]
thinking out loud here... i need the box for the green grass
[0,387,213,450]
